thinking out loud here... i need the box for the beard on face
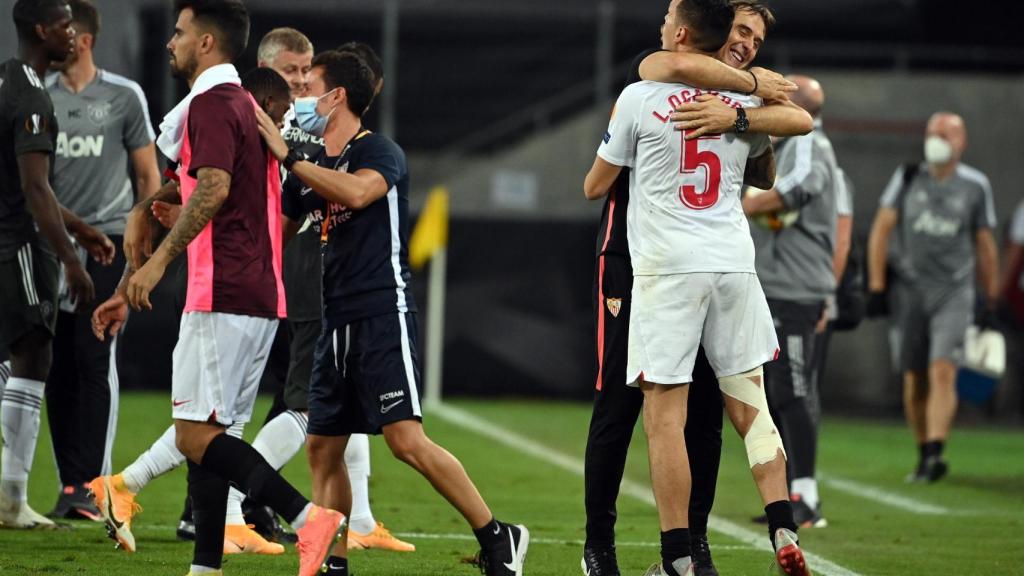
[169,50,198,80]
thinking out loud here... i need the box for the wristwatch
[734,108,750,134]
[283,149,304,171]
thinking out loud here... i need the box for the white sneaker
[0,492,57,529]
[642,559,694,576]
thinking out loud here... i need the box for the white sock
[0,378,44,504]
[188,566,219,574]
[121,424,185,494]
[229,411,306,527]
[791,477,819,510]
[251,410,307,471]
[224,422,246,526]
[291,502,313,530]
[346,434,376,534]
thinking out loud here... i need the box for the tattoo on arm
[156,168,230,264]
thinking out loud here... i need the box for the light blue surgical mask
[293,91,336,136]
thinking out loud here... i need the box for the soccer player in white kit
[584,1,810,575]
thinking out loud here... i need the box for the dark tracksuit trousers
[584,253,724,545]
[45,236,126,487]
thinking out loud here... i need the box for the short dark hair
[311,51,375,117]
[68,0,99,38]
[241,67,290,104]
[730,0,776,32]
[676,0,735,53]
[336,41,384,84]
[12,0,68,39]
[174,0,249,61]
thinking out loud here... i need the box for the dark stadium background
[1,0,1021,420]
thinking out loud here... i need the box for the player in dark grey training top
[744,75,841,529]
[43,0,161,520]
[867,112,999,483]
[0,0,113,529]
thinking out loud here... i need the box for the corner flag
[410,187,449,270]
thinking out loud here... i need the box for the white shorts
[171,312,279,426]
[626,272,779,385]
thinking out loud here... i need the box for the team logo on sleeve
[606,297,622,318]
[25,114,46,135]
[602,131,611,144]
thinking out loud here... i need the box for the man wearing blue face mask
[243,36,413,553]
[866,112,1000,483]
[256,50,529,576]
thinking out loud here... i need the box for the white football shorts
[171,311,279,426]
[626,272,779,386]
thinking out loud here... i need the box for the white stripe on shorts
[102,335,120,476]
[787,334,807,398]
[397,313,422,417]
[17,245,39,306]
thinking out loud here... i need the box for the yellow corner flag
[409,186,449,270]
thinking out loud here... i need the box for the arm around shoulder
[746,100,813,137]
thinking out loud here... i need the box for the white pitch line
[432,403,863,576]
[819,474,955,515]
[70,523,757,550]
[393,532,755,551]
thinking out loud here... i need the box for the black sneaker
[923,456,948,483]
[474,522,529,575]
[244,501,297,544]
[581,543,620,575]
[690,533,718,576]
[176,495,194,541]
[751,513,769,524]
[791,496,827,528]
[177,519,196,541]
[47,484,102,521]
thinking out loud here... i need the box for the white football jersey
[598,81,770,276]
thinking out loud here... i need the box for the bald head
[786,75,824,119]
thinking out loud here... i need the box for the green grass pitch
[1,393,1022,575]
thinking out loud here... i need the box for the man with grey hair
[743,75,843,528]
[257,27,312,101]
[867,112,999,483]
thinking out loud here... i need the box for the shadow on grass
[944,474,1024,501]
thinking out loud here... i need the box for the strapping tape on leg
[718,366,786,468]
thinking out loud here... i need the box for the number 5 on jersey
[679,131,722,210]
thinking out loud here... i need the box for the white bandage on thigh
[718,366,786,468]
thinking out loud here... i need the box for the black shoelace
[472,548,491,574]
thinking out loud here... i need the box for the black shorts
[0,242,59,350]
[308,312,423,436]
[283,319,321,411]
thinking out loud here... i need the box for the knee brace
[718,367,786,468]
